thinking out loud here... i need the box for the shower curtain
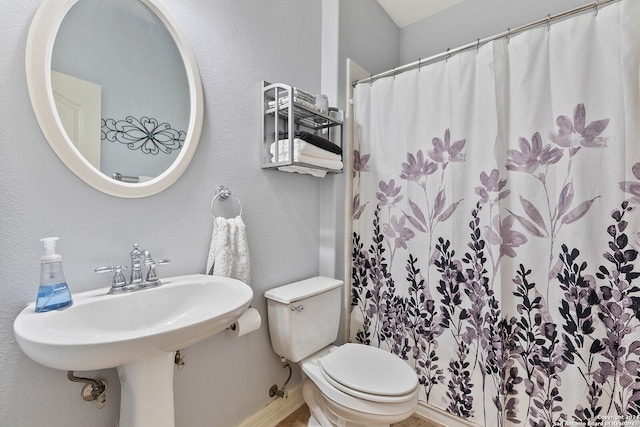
[351,1,640,425]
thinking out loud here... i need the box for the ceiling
[376,0,467,28]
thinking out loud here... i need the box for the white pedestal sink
[13,274,253,427]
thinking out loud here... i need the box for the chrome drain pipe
[67,371,107,408]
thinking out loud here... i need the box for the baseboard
[235,385,485,427]
[414,401,483,427]
[236,383,304,427]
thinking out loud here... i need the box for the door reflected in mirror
[51,0,190,182]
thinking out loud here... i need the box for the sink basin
[14,274,253,371]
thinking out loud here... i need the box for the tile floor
[276,405,444,427]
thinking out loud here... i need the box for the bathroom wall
[337,0,401,107]
[399,0,598,63]
[0,1,366,426]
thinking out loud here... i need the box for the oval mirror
[26,0,204,198]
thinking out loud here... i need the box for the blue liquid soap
[35,282,73,312]
[35,237,73,312]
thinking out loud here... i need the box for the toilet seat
[318,344,418,403]
[300,345,419,419]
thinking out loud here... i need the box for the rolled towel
[291,87,317,103]
[270,139,342,161]
[267,97,320,113]
[278,130,342,155]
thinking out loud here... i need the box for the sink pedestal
[118,352,176,427]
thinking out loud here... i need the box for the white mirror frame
[26,0,204,198]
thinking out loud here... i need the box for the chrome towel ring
[211,186,243,218]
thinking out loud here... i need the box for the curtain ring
[476,38,480,53]
[446,48,451,63]
[418,58,421,72]
[546,14,551,32]
[211,186,243,218]
[594,0,599,16]
[506,27,511,44]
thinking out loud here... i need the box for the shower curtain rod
[353,0,619,86]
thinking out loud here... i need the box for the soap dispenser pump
[35,237,73,312]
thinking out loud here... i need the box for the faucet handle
[146,259,170,282]
[95,265,128,292]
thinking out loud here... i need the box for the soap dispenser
[35,237,73,312]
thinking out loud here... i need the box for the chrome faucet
[130,244,143,285]
[95,244,170,295]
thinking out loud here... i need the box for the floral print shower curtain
[351,2,640,425]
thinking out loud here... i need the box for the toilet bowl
[265,277,419,427]
[301,345,418,426]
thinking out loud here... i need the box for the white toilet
[265,277,418,427]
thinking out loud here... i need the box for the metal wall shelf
[262,81,343,175]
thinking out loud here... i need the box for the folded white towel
[206,216,250,285]
[271,153,342,171]
[278,165,328,178]
[270,139,342,161]
[272,151,343,171]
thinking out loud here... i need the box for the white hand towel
[206,216,250,285]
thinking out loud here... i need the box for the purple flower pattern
[429,129,466,165]
[475,169,510,205]
[401,130,465,269]
[506,132,563,174]
[400,150,438,183]
[350,104,640,426]
[549,104,609,151]
[506,104,608,299]
[353,150,371,220]
[484,215,527,258]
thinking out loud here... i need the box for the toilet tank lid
[264,276,343,304]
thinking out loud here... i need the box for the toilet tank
[265,277,343,363]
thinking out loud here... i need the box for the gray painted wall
[338,0,400,108]
[399,0,598,64]
[1,1,326,426]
